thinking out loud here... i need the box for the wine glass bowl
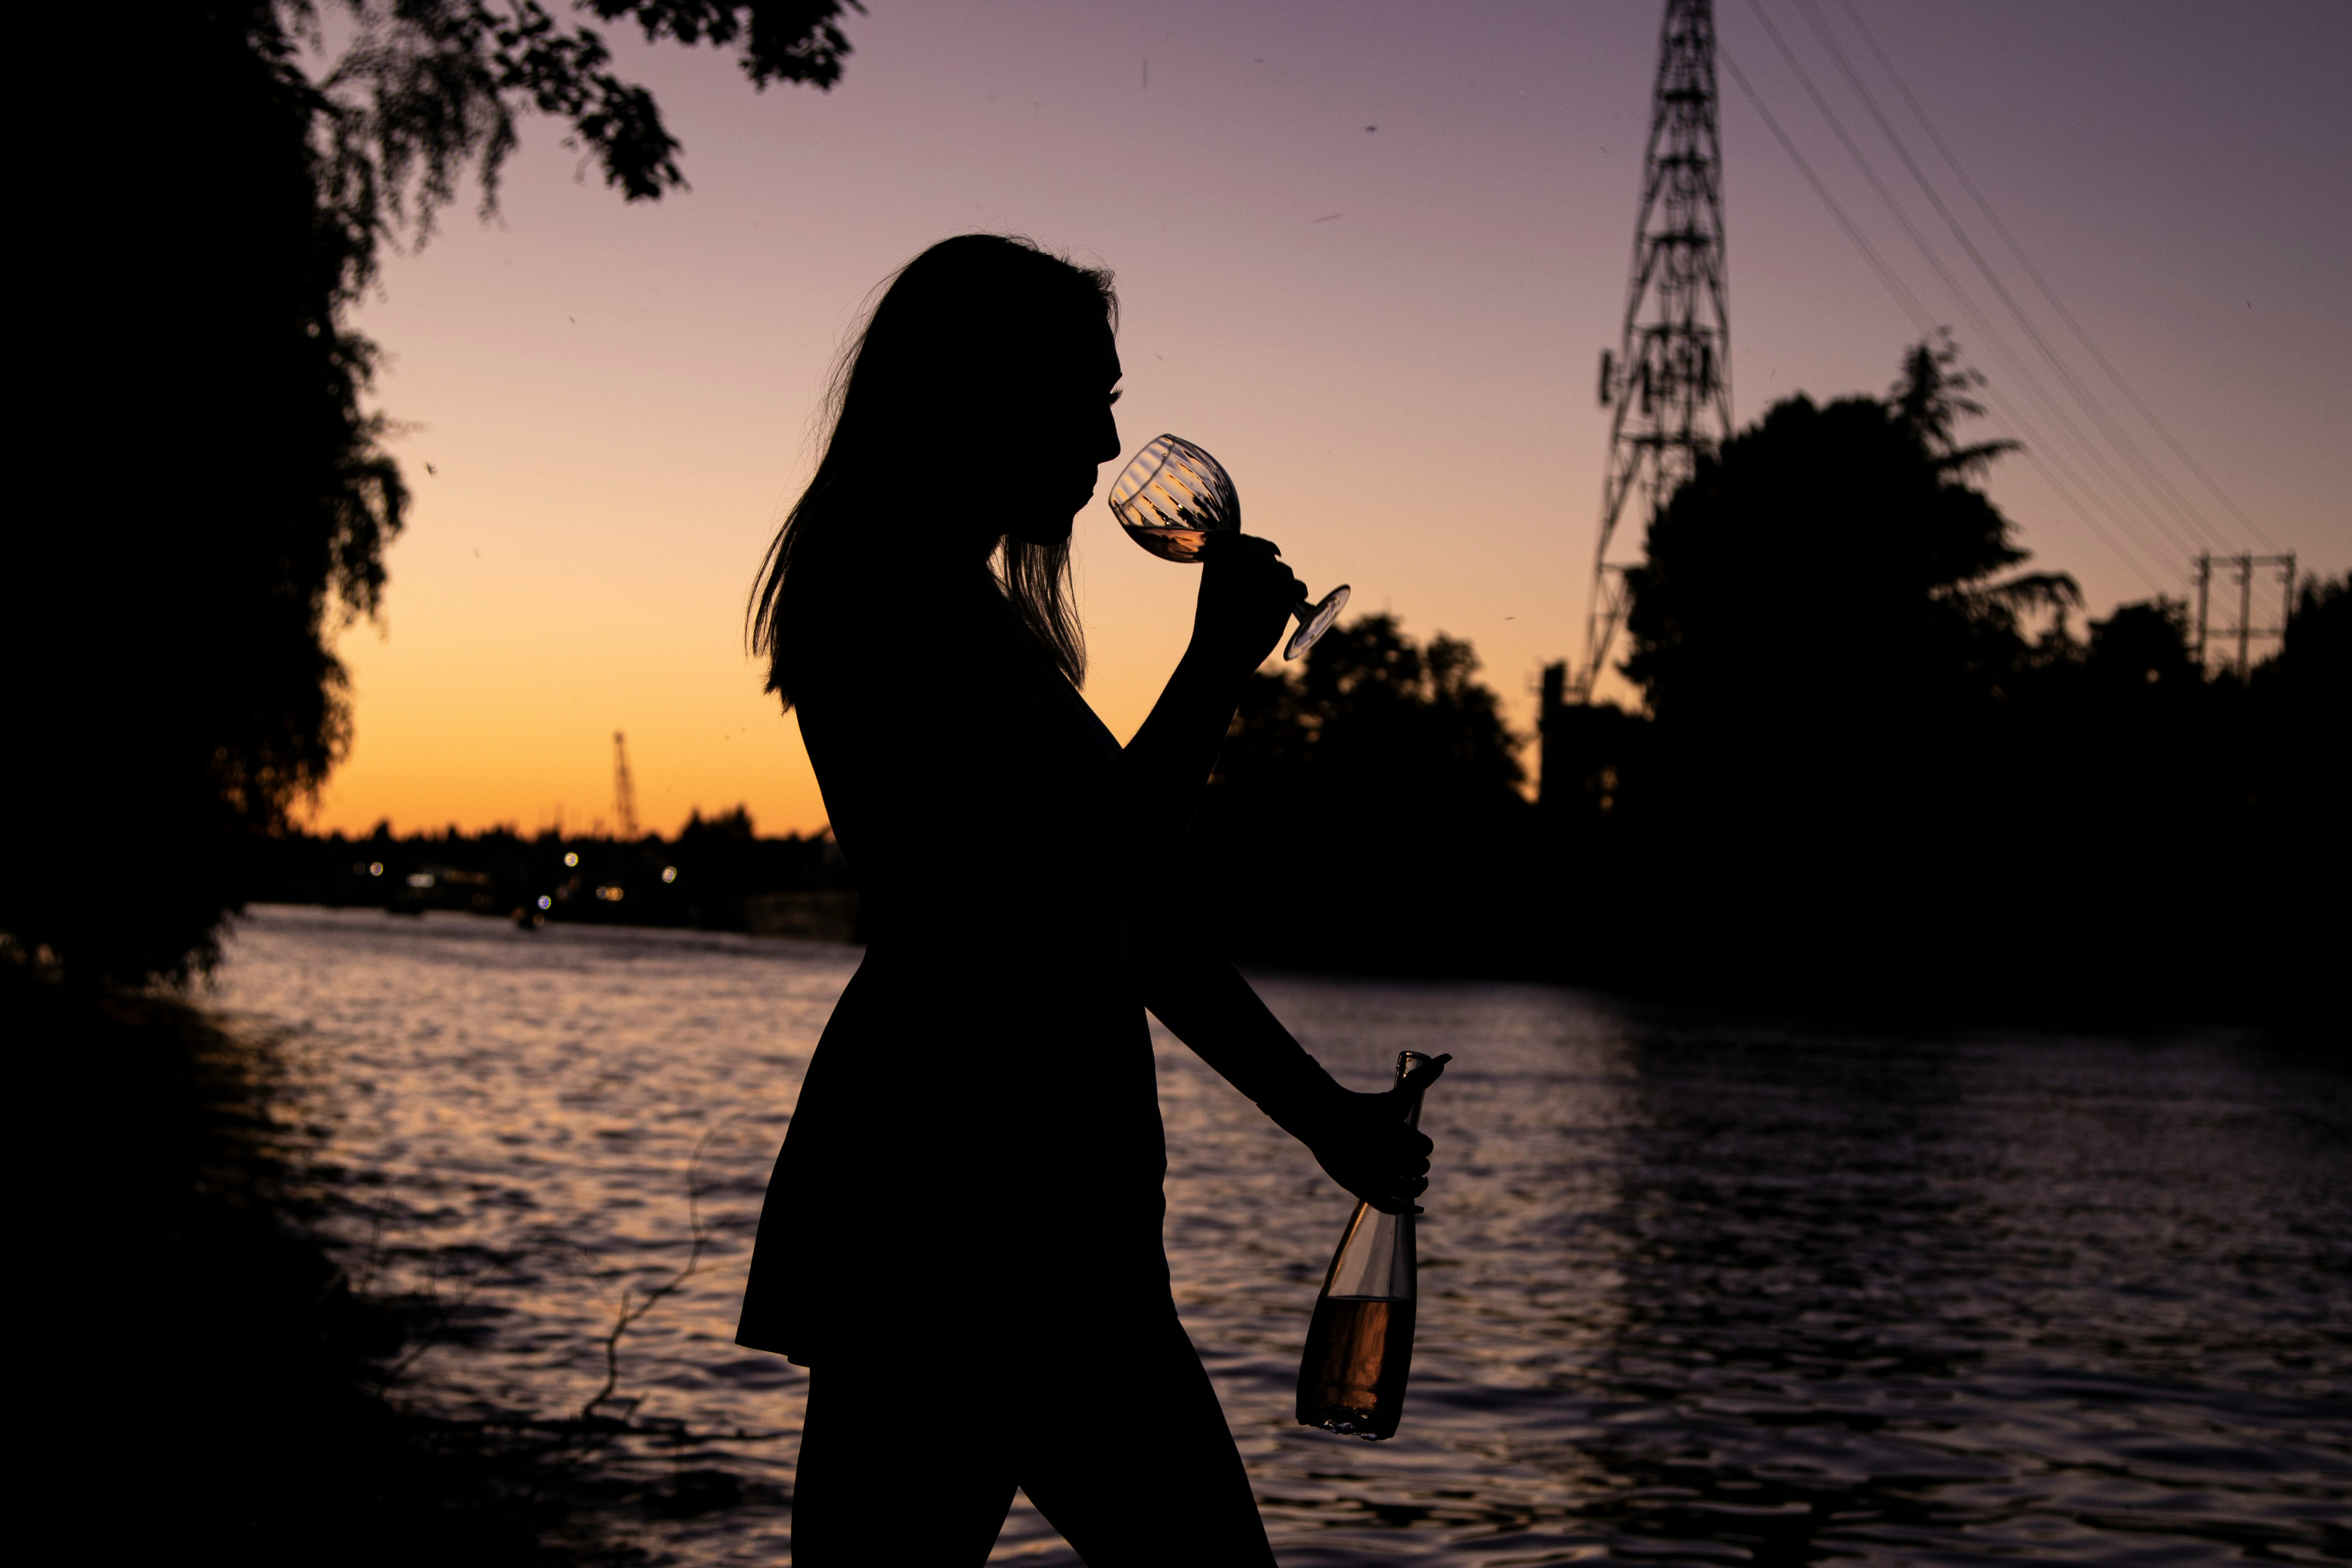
[1108,433,1350,659]
[1106,435,1236,561]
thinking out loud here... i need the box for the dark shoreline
[17,967,628,1565]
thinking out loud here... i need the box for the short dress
[736,575,1178,1374]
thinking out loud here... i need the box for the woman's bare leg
[792,1361,1018,1566]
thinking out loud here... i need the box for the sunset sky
[310,0,2351,840]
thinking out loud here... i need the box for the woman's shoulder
[789,576,1017,710]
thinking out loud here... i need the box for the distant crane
[1575,0,1732,701]
[612,730,639,839]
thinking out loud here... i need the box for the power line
[1790,0,2237,556]
[1717,44,2169,593]
[1739,0,2205,572]
[1727,16,2179,588]
[2004,433,2176,592]
[1742,0,2171,562]
[1717,47,1932,334]
[1832,0,2278,553]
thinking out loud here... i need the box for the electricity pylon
[1576,0,1733,701]
[612,730,639,840]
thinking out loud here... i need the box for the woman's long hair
[750,235,1117,708]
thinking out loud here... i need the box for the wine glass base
[1285,585,1351,660]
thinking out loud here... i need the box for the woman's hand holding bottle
[1270,1053,1449,1214]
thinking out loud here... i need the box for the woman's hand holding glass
[1194,535,1309,671]
[1109,435,1350,660]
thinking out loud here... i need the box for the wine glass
[1107,434,1350,661]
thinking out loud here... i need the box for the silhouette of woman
[739,235,1439,1565]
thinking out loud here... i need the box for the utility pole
[1575,0,1732,702]
[612,730,639,840]
[2192,552,2297,680]
[2193,554,2208,668]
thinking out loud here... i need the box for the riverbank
[15,967,620,1565]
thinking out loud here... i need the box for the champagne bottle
[1295,1050,1445,1440]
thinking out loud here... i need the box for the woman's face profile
[994,312,1123,550]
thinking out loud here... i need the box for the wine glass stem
[1290,597,1315,625]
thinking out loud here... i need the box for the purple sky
[318,0,2351,836]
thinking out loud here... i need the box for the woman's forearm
[1128,876,1436,1213]
[1128,875,1335,1117]
[1119,534,1303,831]
[1118,643,1254,832]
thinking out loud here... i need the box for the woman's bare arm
[1118,536,1303,830]
[1127,874,1436,1213]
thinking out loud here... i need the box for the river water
[214,905,2350,1565]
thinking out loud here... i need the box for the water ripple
[216,907,2351,1565]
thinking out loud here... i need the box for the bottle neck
[1395,1050,1438,1131]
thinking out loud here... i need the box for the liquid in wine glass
[1107,434,1351,659]
[1295,1050,1447,1440]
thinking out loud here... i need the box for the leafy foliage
[1623,335,2069,733]
[306,0,859,254]
[1184,615,1537,973]
[1551,339,2345,1021]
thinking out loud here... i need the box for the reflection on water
[216,906,2350,1565]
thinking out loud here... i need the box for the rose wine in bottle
[1295,1050,1443,1440]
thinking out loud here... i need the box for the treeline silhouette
[1183,613,1538,975]
[253,808,851,932]
[213,340,2345,1026]
[16,299,2338,1030]
[1186,340,2346,1027]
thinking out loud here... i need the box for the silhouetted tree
[1623,334,2074,737]
[2242,573,2350,998]
[2084,598,2202,690]
[2255,571,2352,706]
[5,1,857,983]
[1608,338,2085,1000]
[1185,614,1538,972]
[1589,335,2343,1020]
